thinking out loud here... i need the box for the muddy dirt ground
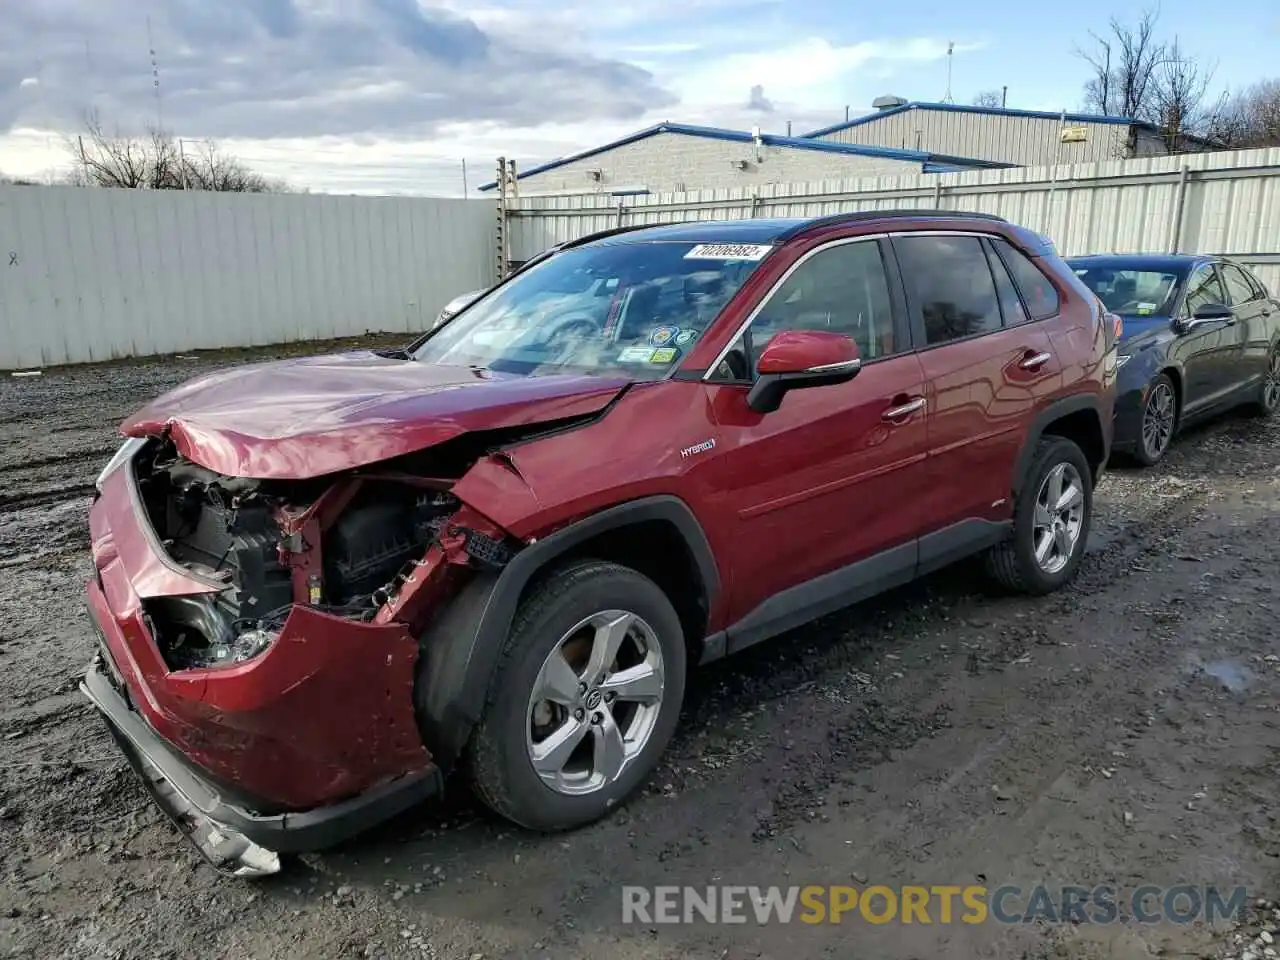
[2,338,1279,960]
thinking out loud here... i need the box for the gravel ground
[2,339,1279,960]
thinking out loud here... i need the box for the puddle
[1185,654,1254,692]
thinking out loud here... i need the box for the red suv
[82,212,1116,876]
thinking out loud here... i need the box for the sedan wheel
[1137,374,1177,466]
[1253,346,1280,417]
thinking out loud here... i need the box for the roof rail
[782,209,1008,238]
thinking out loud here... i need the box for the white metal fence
[0,186,496,369]
[506,147,1280,294]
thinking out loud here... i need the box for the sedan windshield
[413,240,770,380]
[1071,265,1185,317]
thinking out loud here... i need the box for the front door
[702,236,930,648]
[1176,263,1239,412]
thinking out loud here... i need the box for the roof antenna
[942,41,955,104]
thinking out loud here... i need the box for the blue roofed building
[801,96,1204,167]
[478,121,1011,198]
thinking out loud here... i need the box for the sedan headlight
[95,437,147,491]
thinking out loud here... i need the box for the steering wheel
[541,313,601,347]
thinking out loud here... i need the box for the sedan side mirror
[746,330,861,414]
[1178,302,1233,333]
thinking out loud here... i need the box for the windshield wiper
[373,346,414,360]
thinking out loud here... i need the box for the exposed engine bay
[133,440,479,670]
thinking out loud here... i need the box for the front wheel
[986,436,1093,595]
[468,560,686,832]
[1134,372,1178,466]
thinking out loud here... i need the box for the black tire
[1132,372,1178,466]
[1247,342,1280,418]
[985,436,1093,595]
[468,559,686,832]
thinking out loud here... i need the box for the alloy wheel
[1142,380,1176,461]
[1264,349,1280,411]
[526,610,665,796]
[1032,462,1086,575]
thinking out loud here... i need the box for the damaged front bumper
[82,654,442,877]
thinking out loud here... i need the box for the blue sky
[1,0,1276,194]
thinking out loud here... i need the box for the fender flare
[1011,394,1108,496]
[414,495,720,768]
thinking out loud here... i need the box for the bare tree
[972,90,1004,108]
[1151,40,1222,151]
[65,111,289,192]
[1209,79,1280,148]
[1076,8,1168,121]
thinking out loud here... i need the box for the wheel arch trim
[414,495,719,768]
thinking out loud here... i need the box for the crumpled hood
[121,351,629,479]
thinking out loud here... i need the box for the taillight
[1095,296,1122,344]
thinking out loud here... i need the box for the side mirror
[1178,302,1233,333]
[1193,302,1233,320]
[746,330,861,414]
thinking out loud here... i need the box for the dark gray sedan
[1068,253,1280,465]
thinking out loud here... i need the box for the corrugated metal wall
[507,147,1280,294]
[0,187,496,369]
[810,107,1134,166]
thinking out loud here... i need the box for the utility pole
[461,158,468,197]
[943,41,955,103]
[1001,85,1008,108]
[495,157,507,281]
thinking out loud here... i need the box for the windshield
[412,240,770,379]
[1070,265,1185,317]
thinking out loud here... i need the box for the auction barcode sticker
[684,243,773,261]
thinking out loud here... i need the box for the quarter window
[993,240,1061,320]
[984,240,1029,326]
[895,235,1002,346]
[1184,265,1228,315]
[1221,263,1260,305]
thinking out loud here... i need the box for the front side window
[709,240,896,381]
[1184,265,1228,316]
[895,235,1002,346]
[413,240,768,380]
[1221,263,1260,306]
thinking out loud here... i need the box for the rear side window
[894,235,1002,346]
[1221,263,1260,305]
[993,240,1061,320]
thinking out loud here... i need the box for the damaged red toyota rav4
[83,212,1117,876]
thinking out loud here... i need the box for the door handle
[882,397,926,421]
[1019,351,1053,371]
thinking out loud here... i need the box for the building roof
[802,101,1142,139]
[477,121,1010,191]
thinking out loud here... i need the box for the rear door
[891,232,1062,565]
[1176,263,1238,412]
[1220,261,1272,388]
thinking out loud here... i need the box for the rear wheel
[1248,343,1280,418]
[468,560,686,832]
[986,436,1093,595]
[1134,373,1178,466]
